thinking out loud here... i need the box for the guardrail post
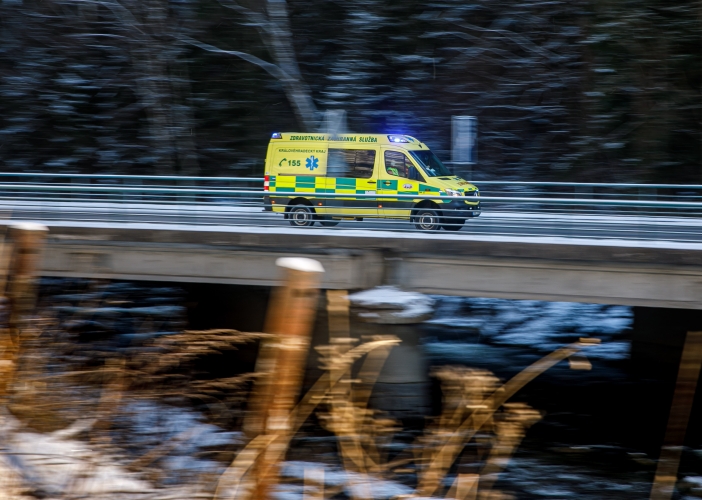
[128,177,142,203]
[178,177,195,206]
[575,186,592,199]
[72,176,80,201]
[575,186,593,214]
[638,187,648,215]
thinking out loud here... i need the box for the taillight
[264,175,269,191]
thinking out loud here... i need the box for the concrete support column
[631,307,702,375]
[348,286,435,420]
[630,306,702,452]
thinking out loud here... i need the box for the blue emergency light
[387,135,410,143]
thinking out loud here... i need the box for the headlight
[444,189,461,197]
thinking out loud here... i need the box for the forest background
[0,0,700,182]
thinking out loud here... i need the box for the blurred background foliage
[0,0,699,181]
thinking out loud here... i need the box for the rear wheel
[412,209,441,231]
[289,205,315,227]
[442,216,465,231]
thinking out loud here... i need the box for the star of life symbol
[306,155,319,170]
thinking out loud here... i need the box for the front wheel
[442,217,465,231]
[412,209,441,231]
[319,219,340,227]
[289,204,315,227]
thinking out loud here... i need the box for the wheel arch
[412,199,442,214]
[284,197,316,219]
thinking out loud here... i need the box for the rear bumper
[263,195,272,211]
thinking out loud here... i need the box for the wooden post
[446,474,479,500]
[326,290,350,342]
[0,223,47,400]
[244,257,324,500]
[304,467,324,500]
[650,331,702,500]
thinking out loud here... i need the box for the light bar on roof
[387,135,410,143]
[271,132,283,139]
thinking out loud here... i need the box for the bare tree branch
[450,20,562,61]
[176,34,290,82]
[215,0,273,36]
[70,0,149,41]
[263,0,319,130]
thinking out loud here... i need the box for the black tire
[412,208,441,231]
[319,219,340,227]
[289,204,315,227]
[442,217,465,231]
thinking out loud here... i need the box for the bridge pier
[347,287,435,421]
[631,307,702,375]
[359,322,432,421]
[630,307,702,452]
[181,282,271,333]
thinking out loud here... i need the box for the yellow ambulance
[263,133,480,231]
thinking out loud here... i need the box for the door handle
[367,180,376,183]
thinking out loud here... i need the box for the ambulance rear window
[327,149,376,179]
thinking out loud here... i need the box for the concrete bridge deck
[34,221,702,310]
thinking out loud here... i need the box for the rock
[348,286,435,324]
[680,476,702,498]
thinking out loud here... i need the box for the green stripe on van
[295,181,315,191]
[335,178,356,189]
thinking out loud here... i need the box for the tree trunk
[265,0,319,131]
[124,0,199,176]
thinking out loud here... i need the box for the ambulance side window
[327,149,376,179]
[385,151,414,179]
[353,150,376,178]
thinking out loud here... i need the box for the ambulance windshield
[409,150,453,177]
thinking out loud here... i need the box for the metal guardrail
[0,173,701,240]
[2,173,700,199]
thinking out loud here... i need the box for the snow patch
[349,286,435,323]
[0,416,150,496]
[280,461,415,499]
[276,257,325,273]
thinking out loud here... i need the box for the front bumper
[444,199,481,218]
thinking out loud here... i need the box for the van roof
[270,133,428,148]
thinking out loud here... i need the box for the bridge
[38,223,702,309]
[1,173,701,309]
